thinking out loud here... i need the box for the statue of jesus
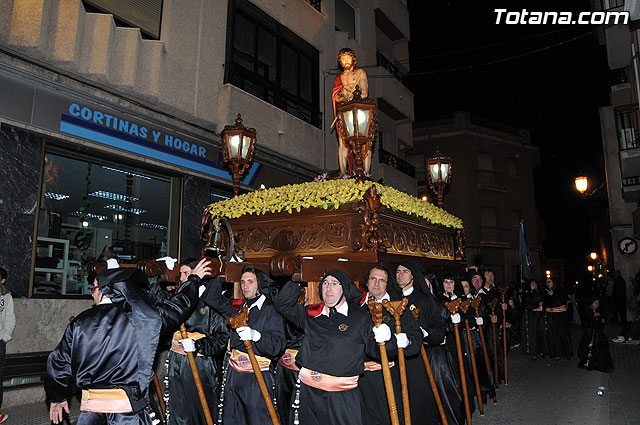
[332,48,370,176]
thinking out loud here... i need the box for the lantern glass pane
[344,110,355,137]
[441,163,449,180]
[430,163,440,183]
[229,134,240,158]
[241,136,251,159]
[357,109,370,136]
[575,177,588,193]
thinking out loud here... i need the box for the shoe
[510,343,521,349]
[625,339,640,345]
[612,336,625,343]
[0,410,8,423]
[531,355,537,361]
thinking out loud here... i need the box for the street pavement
[12,325,640,425]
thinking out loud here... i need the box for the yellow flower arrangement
[207,180,463,229]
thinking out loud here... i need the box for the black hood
[423,270,440,296]
[318,270,362,304]
[97,268,150,296]
[96,268,161,396]
[398,261,430,296]
[255,269,278,302]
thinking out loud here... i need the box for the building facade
[592,0,640,319]
[411,112,542,285]
[0,0,415,405]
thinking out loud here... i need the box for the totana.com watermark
[495,9,629,25]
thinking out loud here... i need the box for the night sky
[406,0,611,278]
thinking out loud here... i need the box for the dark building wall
[412,119,541,283]
[180,175,210,259]
[0,124,43,297]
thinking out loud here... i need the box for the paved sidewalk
[9,325,640,425]
[473,324,639,425]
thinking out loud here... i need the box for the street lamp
[335,86,378,182]
[575,176,588,194]
[587,265,593,272]
[425,147,453,207]
[590,252,597,260]
[220,114,257,196]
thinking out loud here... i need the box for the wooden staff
[411,307,448,425]
[368,300,401,425]
[227,308,280,425]
[152,374,166,421]
[488,298,499,389]
[471,298,497,404]
[179,324,214,425]
[499,288,509,385]
[383,298,411,425]
[460,300,484,416]
[445,298,472,425]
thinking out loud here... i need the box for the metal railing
[226,62,321,128]
[479,226,515,246]
[476,170,506,190]
[622,175,640,186]
[379,148,415,178]
[305,0,321,12]
[616,106,640,150]
[376,52,405,83]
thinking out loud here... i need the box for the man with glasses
[46,259,211,425]
[275,270,392,425]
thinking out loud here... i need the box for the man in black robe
[543,277,573,360]
[481,269,505,384]
[521,279,546,360]
[359,266,422,425]
[467,270,497,402]
[201,266,285,425]
[46,259,211,425]
[395,261,447,425]
[163,258,229,425]
[275,270,392,425]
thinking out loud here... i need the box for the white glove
[156,256,177,270]
[106,258,119,269]
[179,338,196,352]
[421,327,429,338]
[476,317,484,326]
[395,333,409,348]
[373,324,392,343]
[237,326,261,342]
[451,313,461,324]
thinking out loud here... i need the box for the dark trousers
[0,341,5,409]
[77,410,153,425]
[611,299,628,324]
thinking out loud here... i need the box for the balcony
[479,226,514,248]
[373,0,410,41]
[379,148,415,178]
[622,174,640,202]
[616,106,640,178]
[476,170,506,191]
[377,51,405,83]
